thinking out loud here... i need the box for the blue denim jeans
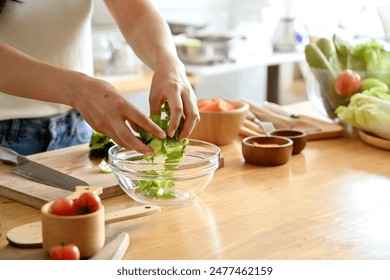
[0,109,93,155]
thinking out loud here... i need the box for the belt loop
[70,109,78,136]
[9,119,21,142]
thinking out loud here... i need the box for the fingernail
[159,131,167,139]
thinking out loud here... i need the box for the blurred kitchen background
[91,0,390,112]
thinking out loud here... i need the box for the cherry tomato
[72,198,79,214]
[50,197,76,216]
[75,192,101,214]
[334,70,361,97]
[49,243,80,260]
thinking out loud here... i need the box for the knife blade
[0,147,88,191]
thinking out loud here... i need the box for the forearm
[0,44,166,154]
[104,0,183,71]
[0,43,87,107]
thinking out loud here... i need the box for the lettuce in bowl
[336,87,390,140]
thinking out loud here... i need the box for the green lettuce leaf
[137,101,188,198]
[336,87,390,140]
[350,40,390,72]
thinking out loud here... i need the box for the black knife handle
[0,147,19,166]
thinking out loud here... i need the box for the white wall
[91,0,390,109]
[92,0,271,109]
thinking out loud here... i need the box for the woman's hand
[149,59,200,142]
[73,76,166,155]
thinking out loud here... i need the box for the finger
[126,108,166,139]
[178,93,200,141]
[99,120,154,155]
[149,98,163,116]
[166,97,183,138]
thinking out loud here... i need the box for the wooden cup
[41,186,105,258]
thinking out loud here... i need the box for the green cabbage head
[336,87,390,140]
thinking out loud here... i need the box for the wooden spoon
[6,186,161,248]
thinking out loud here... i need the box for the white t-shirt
[0,0,93,120]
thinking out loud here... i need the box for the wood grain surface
[1,101,390,260]
[0,145,123,209]
[0,227,129,260]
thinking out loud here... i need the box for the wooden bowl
[242,136,293,166]
[270,129,307,155]
[190,99,249,146]
[41,201,105,258]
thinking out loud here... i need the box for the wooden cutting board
[0,144,123,209]
[240,114,344,140]
[0,227,129,260]
[240,99,345,140]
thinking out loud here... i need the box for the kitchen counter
[1,101,390,260]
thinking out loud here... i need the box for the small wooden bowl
[41,201,105,258]
[270,129,307,155]
[242,136,293,166]
[190,99,249,146]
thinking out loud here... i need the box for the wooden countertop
[1,102,390,260]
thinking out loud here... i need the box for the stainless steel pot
[176,35,235,65]
[167,21,206,36]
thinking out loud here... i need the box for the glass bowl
[108,139,220,206]
[306,67,390,120]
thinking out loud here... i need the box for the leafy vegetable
[305,35,390,118]
[98,159,112,173]
[89,131,115,158]
[137,101,188,199]
[335,87,390,140]
[350,39,390,72]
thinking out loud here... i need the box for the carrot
[198,99,214,110]
[199,98,235,112]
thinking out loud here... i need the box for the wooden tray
[296,115,344,140]
[359,130,390,151]
[0,144,123,209]
[240,114,344,140]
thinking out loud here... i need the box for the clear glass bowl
[306,67,390,120]
[108,139,220,206]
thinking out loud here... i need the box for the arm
[0,43,165,154]
[104,0,200,141]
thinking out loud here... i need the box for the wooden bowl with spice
[241,136,293,166]
[269,129,307,155]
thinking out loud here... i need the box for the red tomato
[334,70,361,97]
[49,243,80,260]
[72,198,79,214]
[50,197,76,216]
[75,192,101,214]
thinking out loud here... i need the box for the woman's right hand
[71,75,166,155]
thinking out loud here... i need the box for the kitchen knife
[0,147,88,191]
